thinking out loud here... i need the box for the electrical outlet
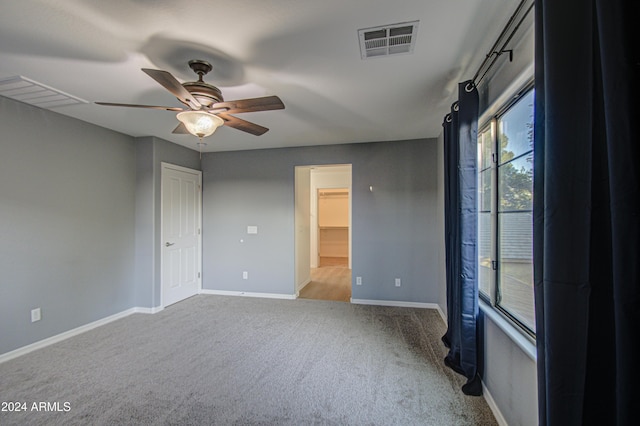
[356,276,362,286]
[242,271,248,280]
[31,308,41,322]
[395,278,401,287]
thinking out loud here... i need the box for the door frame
[160,162,203,308]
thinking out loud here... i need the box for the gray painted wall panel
[203,148,295,295]
[0,97,136,355]
[134,138,155,308]
[202,139,440,303]
[134,136,200,308]
[482,314,538,425]
[351,140,437,302]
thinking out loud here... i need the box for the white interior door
[161,163,202,307]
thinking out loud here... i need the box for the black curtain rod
[470,0,535,88]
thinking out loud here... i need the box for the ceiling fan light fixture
[176,110,224,138]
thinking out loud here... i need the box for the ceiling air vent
[0,75,87,109]
[358,21,419,59]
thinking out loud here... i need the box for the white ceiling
[0,0,517,152]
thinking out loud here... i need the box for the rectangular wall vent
[0,75,87,109]
[358,21,419,59]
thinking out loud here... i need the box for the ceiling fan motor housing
[182,60,224,108]
[182,81,224,107]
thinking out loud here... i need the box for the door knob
[165,242,175,247]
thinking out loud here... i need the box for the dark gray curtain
[441,81,482,396]
[534,0,639,424]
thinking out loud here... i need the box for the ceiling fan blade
[213,96,284,114]
[95,101,184,112]
[141,68,202,110]
[218,113,269,136]
[172,122,190,134]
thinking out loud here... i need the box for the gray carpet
[0,295,497,425]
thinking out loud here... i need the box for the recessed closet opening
[294,164,352,302]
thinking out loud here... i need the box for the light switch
[31,308,41,322]
[247,226,258,234]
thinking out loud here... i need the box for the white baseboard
[200,289,297,300]
[0,306,161,364]
[296,277,312,293]
[435,304,447,325]
[133,306,164,314]
[482,381,508,426]
[350,299,441,310]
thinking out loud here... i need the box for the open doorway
[294,165,352,302]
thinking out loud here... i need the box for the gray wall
[134,137,200,308]
[0,96,136,355]
[202,138,440,303]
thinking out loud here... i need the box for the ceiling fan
[96,59,284,138]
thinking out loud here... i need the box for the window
[478,87,535,336]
